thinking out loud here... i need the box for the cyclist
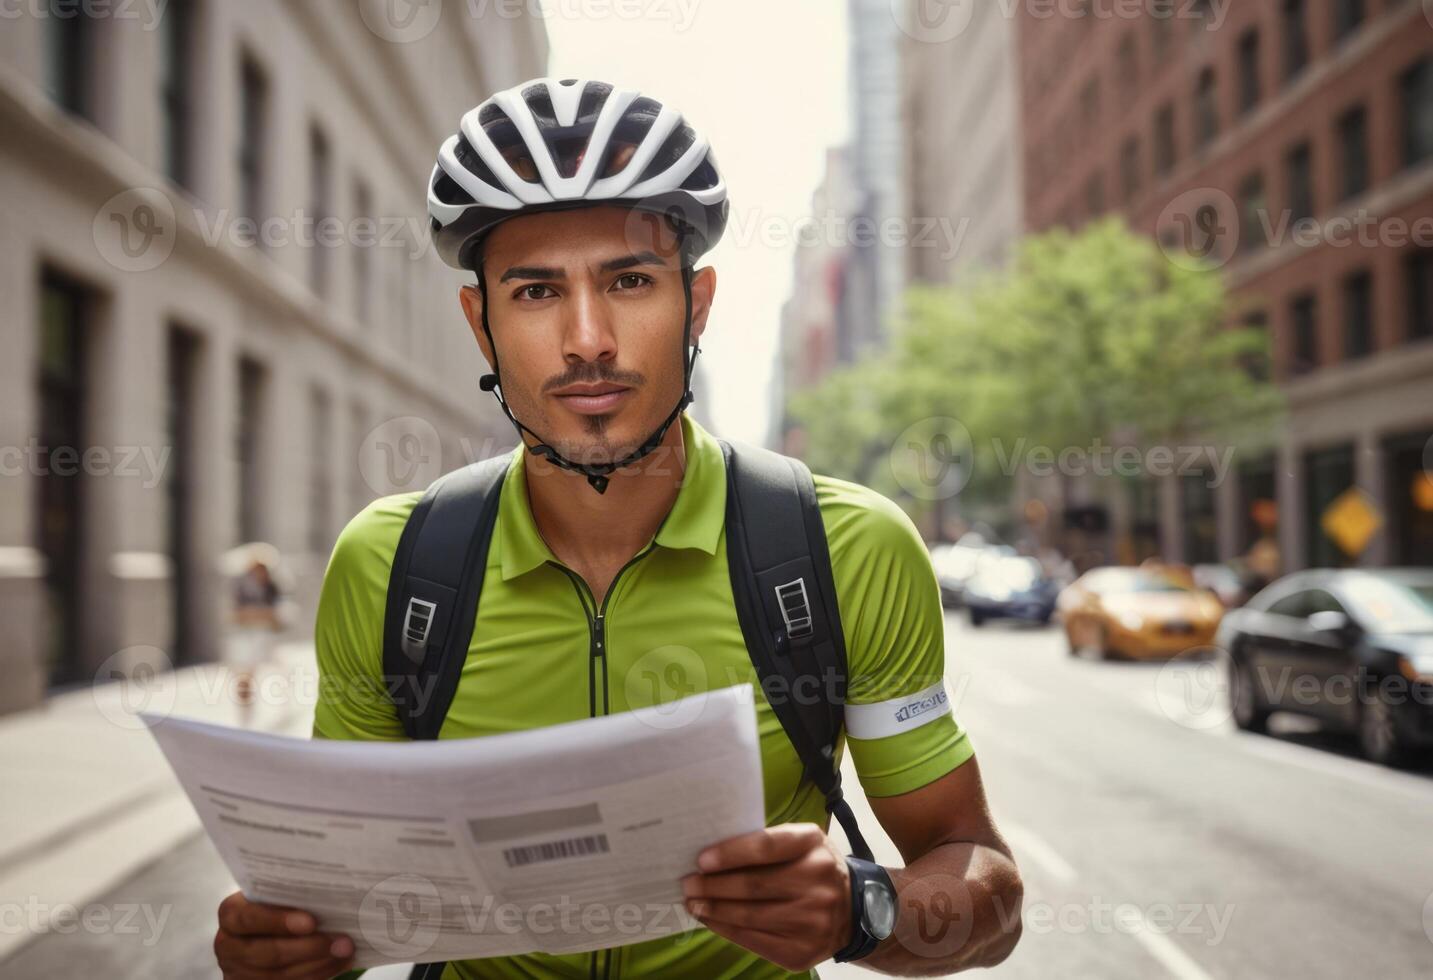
[212,78,1022,979]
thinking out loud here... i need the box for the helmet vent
[637,123,696,185]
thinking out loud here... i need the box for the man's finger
[682,867,803,902]
[219,893,317,937]
[696,823,824,873]
[215,931,351,970]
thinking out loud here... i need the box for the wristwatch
[832,856,898,962]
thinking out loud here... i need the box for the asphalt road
[10,614,1433,979]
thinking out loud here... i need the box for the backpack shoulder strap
[718,439,872,861]
[382,451,514,742]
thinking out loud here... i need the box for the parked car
[1215,568,1433,766]
[931,535,1005,608]
[1057,565,1223,659]
[964,556,1060,626]
[1193,562,1246,608]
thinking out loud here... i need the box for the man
[213,78,1022,979]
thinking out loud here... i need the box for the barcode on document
[503,833,610,868]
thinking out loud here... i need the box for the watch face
[862,879,897,940]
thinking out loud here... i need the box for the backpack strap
[382,451,514,742]
[718,439,872,862]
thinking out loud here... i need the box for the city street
[7,613,1433,979]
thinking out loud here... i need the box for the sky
[545,1,851,444]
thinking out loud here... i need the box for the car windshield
[1340,574,1433,633]
[1092,568,1190,595]
[975,557,1042,591]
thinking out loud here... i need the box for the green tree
[787,218,1282,531]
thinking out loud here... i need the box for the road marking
[1001,822,1077,884]
[1128,910,1216,980]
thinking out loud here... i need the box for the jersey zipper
[547,544,658,980]
[546,540,660,721]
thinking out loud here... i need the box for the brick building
[1019,0,1433,572]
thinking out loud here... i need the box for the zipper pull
[593,614,605,658]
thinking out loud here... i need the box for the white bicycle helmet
[427,77,729,271]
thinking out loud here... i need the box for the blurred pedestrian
[228,557,282,726]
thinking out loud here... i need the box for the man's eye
[516,284,554,301]
[613,273,651,291]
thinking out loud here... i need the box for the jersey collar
[497,411,726,582]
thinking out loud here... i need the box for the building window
[1305,444,1356,568]
[1194,68,1218,150]
[1402,57,1433,168]
[1182,470,1218,565]
[1332,0,1364,43]
[238,54,268,248]
[1337,105,1369,200]
[1117,34,1137,92]
[1085,172,1105,216]
[1081,76,1101,130]
[1407,248,1433,341]
[348,401,370,517]
[158,0,194,189]
[1238,172,1267,252]
[1289,291,1319,375]
[1242,310,1271,381]
[37,270,90,686]
[1282,0,1309,84]
[1154,103,1176,177]
[1286,141,1314,226]
[308,386,333,554]
[1343,270,1373,360]
[1120,137,1141,202]
[309,124,331,296]
[44,5,92,119]
[1238,29,1261,116]
[236,357,266,544]
[1151,1,1174,58]
[353,177,373,325]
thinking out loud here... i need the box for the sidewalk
[0,644,317,963]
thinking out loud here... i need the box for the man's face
[460,206,716,468]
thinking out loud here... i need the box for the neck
[522,414,688,570]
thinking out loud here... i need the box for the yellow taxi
[1057,563,1223,659]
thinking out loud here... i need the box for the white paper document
[145,684,765,967]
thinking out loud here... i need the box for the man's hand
[680,823,852,973]
[213,891,356,979]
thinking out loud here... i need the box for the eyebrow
[497,251,670,284]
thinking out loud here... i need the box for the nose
[561,280,619,368]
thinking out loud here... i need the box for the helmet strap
[475,261,699,495]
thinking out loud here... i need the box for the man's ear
[459,284,495,370]
[688,265,717,346]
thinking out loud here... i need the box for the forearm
[857,840,1024,976]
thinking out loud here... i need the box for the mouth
[551,384,633,415]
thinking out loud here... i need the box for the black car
[964,557,1060,627]
[1215,568,1433,766]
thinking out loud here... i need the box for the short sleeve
[819,478,974,798]
[310,494,423,743]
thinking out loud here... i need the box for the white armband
[844,680,951,740]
